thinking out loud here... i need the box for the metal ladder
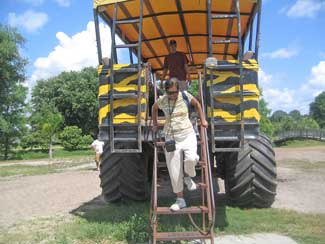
[109,0,144,153]
[150,76,215,243]
[207,0,245,153]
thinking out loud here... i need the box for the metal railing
[274,129,325,143]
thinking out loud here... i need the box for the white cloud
[259,69,298,112]
[28,21,111,88]
[287,0,325,18]
[260,61,325,114]
[8,10,48,33]
[263,87,297,112]
[259,69,272,87]
[301,61,325,96]
[262,47,299,59]
[55,0,71,7]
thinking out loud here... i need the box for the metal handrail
[274,129,325,142]
[198,72,216,232]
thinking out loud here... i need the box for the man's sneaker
[184,177,197,191]
[170,198,186,211]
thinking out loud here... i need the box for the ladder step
[212,14,237,19]
[115,19,139,24]
[212,91,256,96]
[213,121,258,126]
[156,231,212,241]
[116,43,138,48]
[207,64,241,70]
[112,149,141,153]
[156,206,209,215]
[213,39,239,44]
[214,136,240,141]
[198,183,207,189]
[197,161,206,168]
[112,124,139,127]
[113,67,139,73]
[112,93,138,99]
[114,137,137,142]
[214,148,241,152]
[157,161,166,168]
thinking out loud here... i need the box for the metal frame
[94,1,262,71]
[205,0,262,153]
[106,0,144,153]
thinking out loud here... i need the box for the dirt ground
[0,170,102,228]
[0,146,325,228]
[272,146,325,214]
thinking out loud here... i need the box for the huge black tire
[225,134,277,208]
[100,143,149,202]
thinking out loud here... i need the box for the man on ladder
[160,40,191,91]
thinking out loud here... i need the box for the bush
[59,126,92,150]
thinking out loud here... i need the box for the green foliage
[270,110,288,122]
[310,91,325,128]
[29,105,63,159]
[270,109,319,136]
[259,99,274,137]
[2,148,93,161]
[20,131,45,150]
[0,25,28,160]
[289,109,301,120]
[188,79,198,97]
[31,67,99,135]
[4,203,323,244]
[296,116,320,130]
[59,126,93,151]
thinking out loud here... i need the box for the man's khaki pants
[95,152,101,169]
[165,131,199,193]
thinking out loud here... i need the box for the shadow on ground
[70,190,228,243]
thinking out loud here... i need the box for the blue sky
[1,0,325,115]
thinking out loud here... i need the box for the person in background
[160,39,191,91]
[152,77,208,211]
[91,137,104,171]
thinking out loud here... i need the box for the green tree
[289,109,301,120]
[259,98,274,137]
[270,110,288,122]
[31,67,99,135]
[31,105,63,159]
[20,130,44,150]
[296,116,319,130]
[0,25,27,160]
[310,91,325,128]
[59,126,92,151]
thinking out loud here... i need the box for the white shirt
[91,139,104,154]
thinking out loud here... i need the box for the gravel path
[0,146,324,228]
[273,146,325,214]
[0,170,101,227]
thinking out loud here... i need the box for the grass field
[0,160,92,177]
[275,139,325,148]
[1,201,324,244]
[0,148,94,177]
[0,148,93,162]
